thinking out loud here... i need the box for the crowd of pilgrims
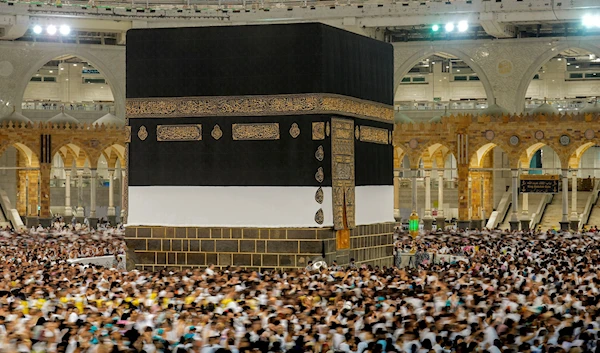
[0,225,599,353]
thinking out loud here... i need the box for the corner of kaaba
[124,23,395,270]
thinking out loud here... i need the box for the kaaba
[124,23,396,270]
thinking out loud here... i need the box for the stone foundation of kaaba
[125,223,394,271]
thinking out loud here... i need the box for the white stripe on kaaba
[355,186,395,226]
[127,186,333,227]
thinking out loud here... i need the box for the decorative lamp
[409,211,419,239]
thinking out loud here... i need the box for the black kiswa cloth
[126,23,393,105]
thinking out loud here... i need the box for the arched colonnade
[0,122,127,227]
[393,112,600,230]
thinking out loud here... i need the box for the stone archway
[15,47,125,119]
[515,44,600,114]
[393,47,495,105]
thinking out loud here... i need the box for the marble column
[16,170,27,215]
[570,170,579,230]
[456,164,470,230]
[423,170,433,230]
[480,176,485,226]
[411,169,418,213]
[509,169,520,231]
[521,192,529,217]
[436,170,445,229]
[468,175,472,219]
[88,169,98,228]
[25,171,39,227]
[64,170,72,217]
[393,170,401,221]
[560,169,569,231]
[38,164,52,227]
[76,170,84,219]
[107,170,117,224]
[89,169,97,212]
[108,170,116,216]
[120,170,127,222]
[521,192,530,230]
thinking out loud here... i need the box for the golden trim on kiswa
[157,124,202,141]
[232,123,280,141]
[312,122,325,140]
[126,94,393,122]
[359,126,390,145]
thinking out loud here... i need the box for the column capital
[561,169,569,177]
[65,169,71,177]
[437,170,444,177]
[571,170,578,177]
[393,170,400,177]
[76,169,84,177]
[424,170,431,178]
[90,169,98,177]
[511,169,519,178]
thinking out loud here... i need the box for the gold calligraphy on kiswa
[126,94,393,123]
[232,123,280,141]
[359,126,390,145]
[156,124,202,141]
[312,122,325,140]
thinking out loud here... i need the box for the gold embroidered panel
[125,126,131,143]
[312,122,325,140]
[232,123,280,141]
[156,124,202,142]
[137,126,148,141]
[315,145,324,162]
[331,118,355,230]
[315,187,324,204]
[359,126,389,145]
[289,123,300,138]
[335,163,352,180]
[126,94,393,123]
[315,209,324,225]
[211,125,223,140]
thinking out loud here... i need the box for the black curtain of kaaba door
[128,115,332,187]
[126,23,393,105]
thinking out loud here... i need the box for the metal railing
[398,178,458,189]
[396,100,488,112]
[50,177,119,188]
[530,193,553,230]
[2,0,410,9]
[22,101,114,112]
[486,187,511,229]
[580,180,600,229]
[395,98,594,113]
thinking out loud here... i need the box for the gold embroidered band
[359,126,390,145]
[232,123,280,141]
[126,94,393,123]
[156,124,202,141]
